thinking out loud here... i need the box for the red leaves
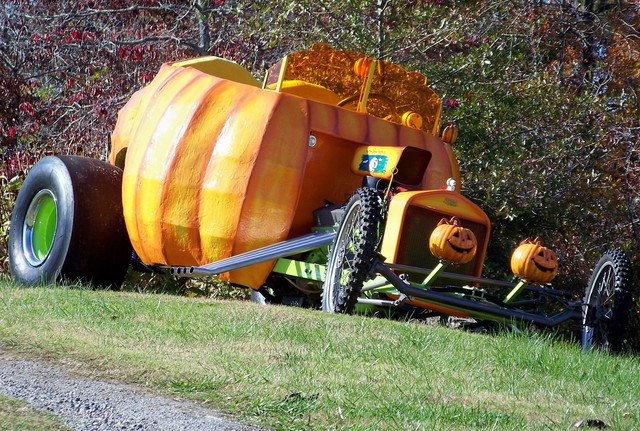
[89,85,103,98]
[93,103,109,119]
[31,33,51,43]
[57,29,94,44]
[117,46,147,62]
[18,102,35,117]
[130,46,144,62]
[443,97,460,110]
[464,36,480,48]
[71,29,82,42]
[34,29,90,45]
[141,72,155,84]
[1,150,38,182]
[65,29,82,43]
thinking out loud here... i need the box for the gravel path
[0,354,263,431]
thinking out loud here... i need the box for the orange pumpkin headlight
[441,124,458,145]
[510,238,558,284]
[401,111,423,129]
[429,217,477,264]
[354,57,373,77]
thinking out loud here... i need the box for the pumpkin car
[8,44,634,351]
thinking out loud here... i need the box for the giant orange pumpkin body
[110,46,461,288]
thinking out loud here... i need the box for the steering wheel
[337,93,400,122]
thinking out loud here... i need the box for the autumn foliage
[1,1,639,344]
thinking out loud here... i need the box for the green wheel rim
[23,189,58,266]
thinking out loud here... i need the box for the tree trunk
[376,0,388,59]
[194,0,210,56]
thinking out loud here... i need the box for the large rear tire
[322,188,382,314]
[582,247,634,352]
[9,156,131,288]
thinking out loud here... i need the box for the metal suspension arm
[170,231,336,277]
[373,260,582,327]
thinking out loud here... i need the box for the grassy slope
[0,281,638,431]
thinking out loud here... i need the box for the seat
[269,80,341,105]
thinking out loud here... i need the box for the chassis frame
[170,228,584,330]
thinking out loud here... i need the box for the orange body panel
[111,60,461,288]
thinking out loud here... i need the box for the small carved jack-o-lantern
[510,238,558,284]
[354,57,373,77]
[402,111,423,129]
[429,217,477,264]
[441,124,458,145]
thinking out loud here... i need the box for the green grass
[0,394,72,431]
[0,280,639,430]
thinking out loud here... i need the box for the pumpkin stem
[437,216,461,227]
[519,237,542,246]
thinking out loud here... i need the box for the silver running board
[170,230,336,277]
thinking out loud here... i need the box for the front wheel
[582,247,634,352]
[322,188,382,314]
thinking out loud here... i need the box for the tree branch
[24,5,185,21]
[111,35,199,52]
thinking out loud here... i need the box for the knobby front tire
[582,247,634,352]
[322,188,382,314]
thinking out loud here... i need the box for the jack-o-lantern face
[429,217,477,264]
[510,238,558,284]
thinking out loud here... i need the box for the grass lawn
[0,394,72,431]
[0,280,638,430]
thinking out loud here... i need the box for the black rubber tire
[582,247,634,352]
[9,155,132,288]
[322,188,382,314]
